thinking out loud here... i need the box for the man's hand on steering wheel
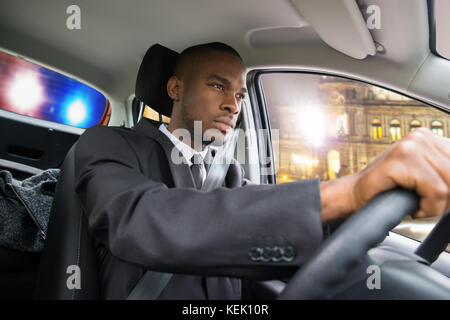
[320,127,450,224]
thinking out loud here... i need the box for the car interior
[0,0,449,299]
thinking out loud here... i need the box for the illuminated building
[274,78,449,182]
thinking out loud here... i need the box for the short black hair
[174,42,243,78]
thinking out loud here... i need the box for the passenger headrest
[135,44,179,118]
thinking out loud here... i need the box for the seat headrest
[135,44,179,118]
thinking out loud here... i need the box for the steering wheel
[279,188,450,299]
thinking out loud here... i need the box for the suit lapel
[134,118,195,189]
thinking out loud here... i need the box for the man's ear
[167,76,182,102]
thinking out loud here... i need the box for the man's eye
[212,83,225,91]
[236,94,246,100]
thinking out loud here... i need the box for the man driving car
[74,42,450,299]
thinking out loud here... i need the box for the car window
[0,50,109,129]
[261,72,449,249]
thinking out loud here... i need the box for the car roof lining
[0,0,448,114]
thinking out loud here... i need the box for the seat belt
[127,123,242,300]
[127,271,174,300]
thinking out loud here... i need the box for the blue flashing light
[0,50,108,129]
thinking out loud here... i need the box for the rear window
[0,50,109,128]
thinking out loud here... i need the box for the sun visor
[290,0,376,59]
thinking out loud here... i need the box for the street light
[296,106,324,178]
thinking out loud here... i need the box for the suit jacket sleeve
[74,125,323,280]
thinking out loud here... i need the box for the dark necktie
[190,154,204,190]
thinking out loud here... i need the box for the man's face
[177,51,247,146]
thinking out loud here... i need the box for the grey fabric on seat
[0,169,59,252]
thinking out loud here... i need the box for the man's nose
[220,93,240,114]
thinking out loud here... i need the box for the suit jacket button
[262,247,273,262]
[271,246,283,262]
[248,247,263,261]
[282,246,295,262]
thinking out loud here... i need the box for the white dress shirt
[159,123,208,184]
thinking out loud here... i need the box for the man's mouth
[213,120,234,132]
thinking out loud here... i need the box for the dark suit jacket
[74,118,323,299]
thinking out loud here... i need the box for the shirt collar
[159,123,208,166]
